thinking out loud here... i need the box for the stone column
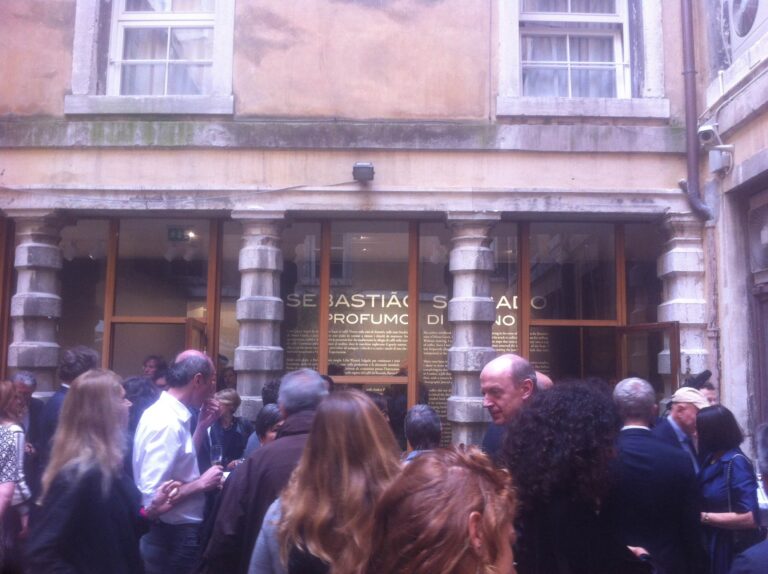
[657,213,708,380]
[6,210,63,393]
[232,211,285,421]
[446,212,499,446]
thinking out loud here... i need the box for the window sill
[64,95,234,115]
[496,96,670,119]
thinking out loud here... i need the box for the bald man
[480,354,542,459]
[480,354,537,425]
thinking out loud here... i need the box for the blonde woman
[250,389,401,574]
[27,369,178,574]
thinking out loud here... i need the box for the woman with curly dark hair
[501,379,651,574]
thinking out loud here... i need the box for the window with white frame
[519,0,629,98]
[496,0,669,118]
[109,0,218,96]
[65,0,234,114]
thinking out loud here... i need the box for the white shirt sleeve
[133,420,180,508]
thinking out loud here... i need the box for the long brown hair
[366,446,517,574]
[278,389,401,573]
[41,369,127,501]
[0,380,19,422]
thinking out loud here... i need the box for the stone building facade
[0,0,765,444]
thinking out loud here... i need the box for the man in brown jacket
[199,369,328,574]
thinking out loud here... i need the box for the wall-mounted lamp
[353,162,375,182]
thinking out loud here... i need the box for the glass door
[617,322,680,397]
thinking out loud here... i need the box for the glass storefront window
[529,325,616,381]
[111,323,185,379]
[491,223,520,353]
[115,219,209,317]
[530,222,616,320]
[282,222,322,371]
[327,222,409,377]
[419,222,452,445]
[218,221,242,387]
[625,223,663,325]
[59,220,109,352]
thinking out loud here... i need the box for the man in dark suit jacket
[604,377,709,574]
[38,346,99,470]
[729,422,768,574]
[652,386,711,474]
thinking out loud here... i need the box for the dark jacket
[515,489,653,574]
[38,387,68,469]
[728,539,768,574]
[200,408,316,574]
[27,467,144,574]
[603,427,709,574]
[24,397,45,499]
[652,416,700,474]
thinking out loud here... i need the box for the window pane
[111,324,185,380]
[170,28,213,60]
[172,0,215,12]
[121,64,166,95]
[115,219,209,317]
[328,222,409,377]
[625,224,663,325]
[125,0,214,12]
[571,68,616,97]
[523,0,568,12]
[749,203,768,273]
[530,326,616,381]
[419,223,452,446]
[625,330,673,396]
[126,0,171,12]
[521,35,567,61]
[522,67,569,97]
[570,36,614,62]
[523,0,616,13]
[491,223,520,355]
[218,221,242,388]
[571,0,616,14]
[282,223,322,372]
[530,223,616,320]
[59,220,109,352]
[167,64,212,95]
[123,28,168,60]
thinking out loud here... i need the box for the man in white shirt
[133,350,223,574]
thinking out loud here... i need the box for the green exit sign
[168,227,189,242]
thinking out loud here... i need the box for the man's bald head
[480,354,537,424]
[535,371,554,391]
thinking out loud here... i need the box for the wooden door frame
[101,218,222,369]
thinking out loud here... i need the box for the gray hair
[757,423,768,477]
[12,371,37,389]
[613,377,656,423]
[278,369,328,415]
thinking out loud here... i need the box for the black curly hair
[500,379,620,513]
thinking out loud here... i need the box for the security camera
[697,121,722,148]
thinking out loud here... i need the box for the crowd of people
[0,346,764,573]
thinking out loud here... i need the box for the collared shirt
[133,391,203,525]
[667,416,699,473]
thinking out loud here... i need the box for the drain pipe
[680,0,714,221]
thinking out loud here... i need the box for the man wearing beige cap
[652,386,711,473]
